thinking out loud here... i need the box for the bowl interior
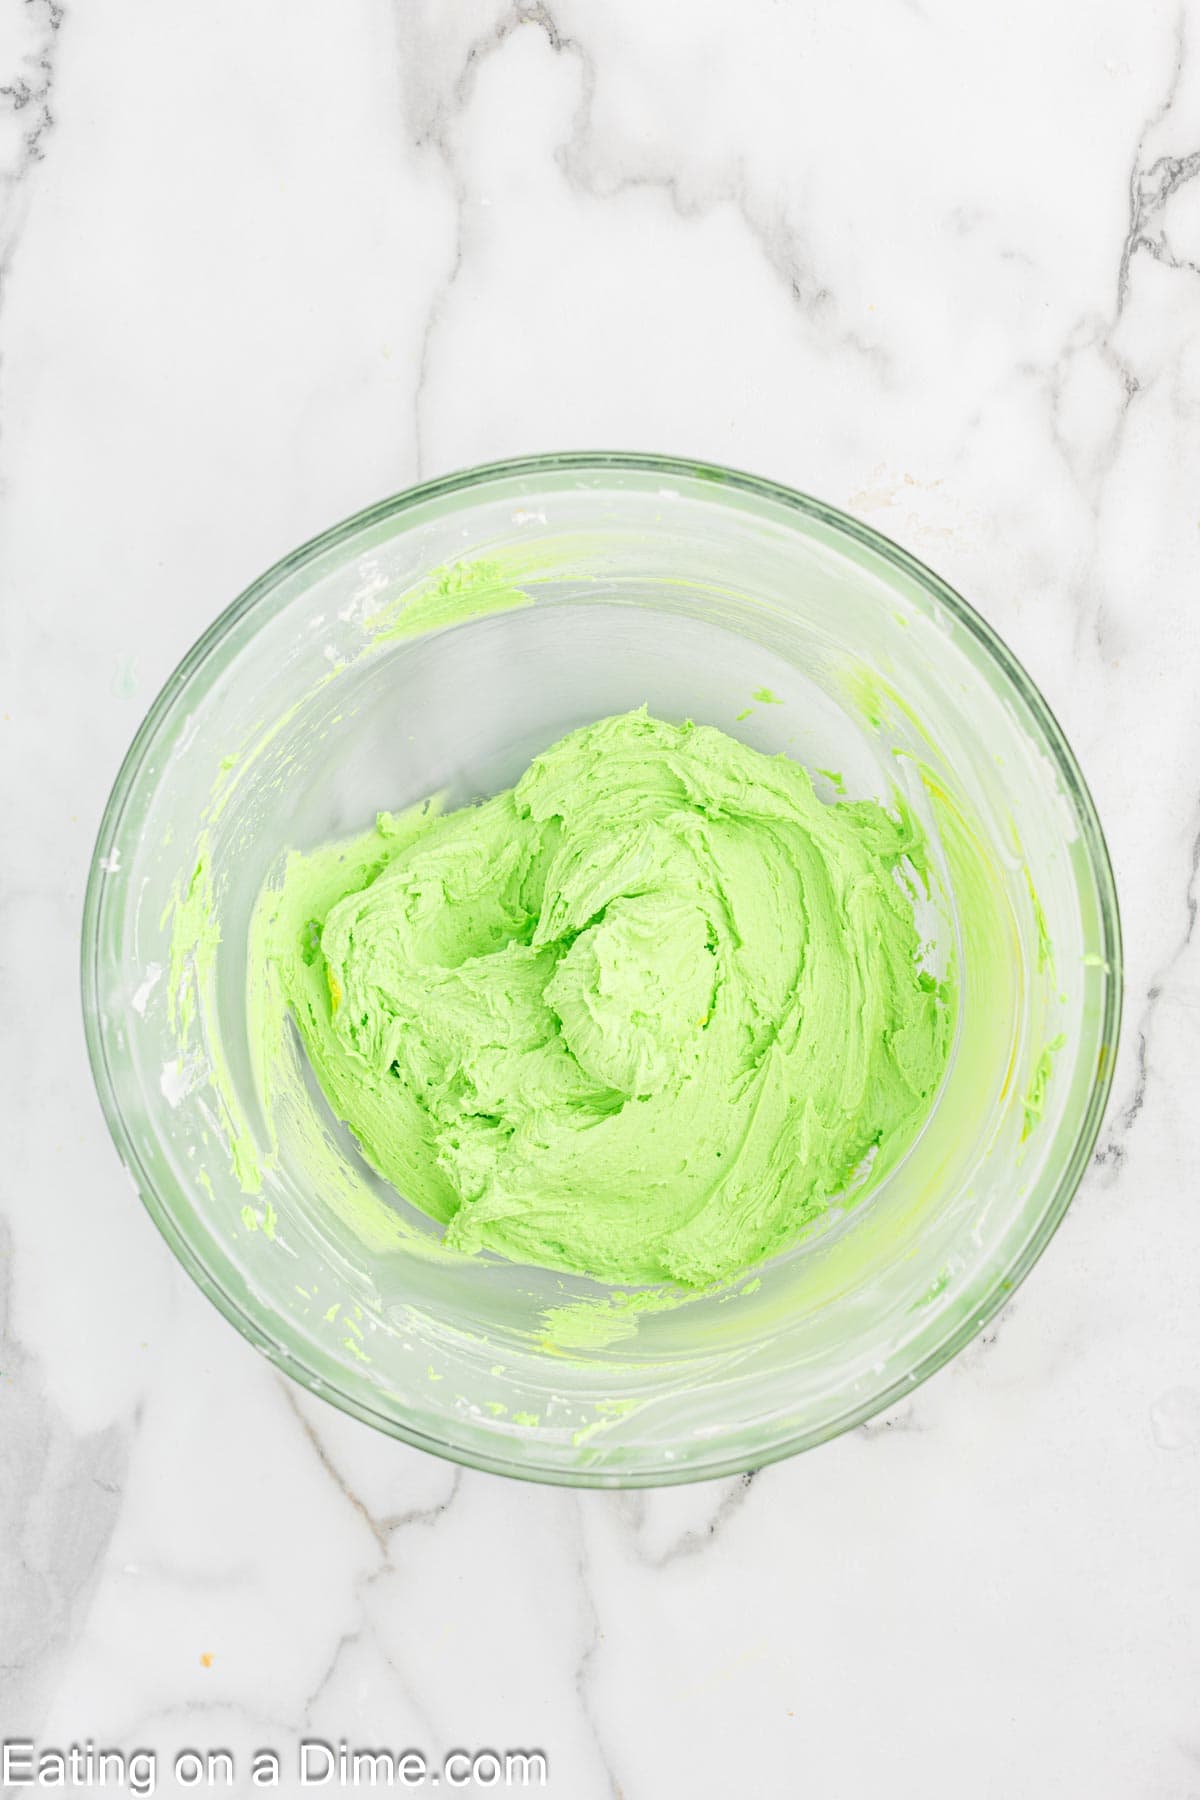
[83,456,1120,1484]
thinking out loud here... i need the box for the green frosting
[253,711,954,1288]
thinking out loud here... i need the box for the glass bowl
[82,453,1121,1486]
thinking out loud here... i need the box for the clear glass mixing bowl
[82,453,1121,1486]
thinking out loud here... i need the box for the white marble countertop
[4,2,1199,1795]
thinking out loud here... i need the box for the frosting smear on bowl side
[251,710,954,1287]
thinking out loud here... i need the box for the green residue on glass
[541,1285,688,1350]
[1025,866,1053,973]
[736,685,784,721]
[163,833,261,1191]
[816,768,846,794]
[839,662,934,743]
[913,1268,950,1309]
[571,1397,644,1447]
[238,1199,277,1238]
[365,557,535,647]
[1022,1033,1066,1140]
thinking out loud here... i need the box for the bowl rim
[80,450,1123,1487]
